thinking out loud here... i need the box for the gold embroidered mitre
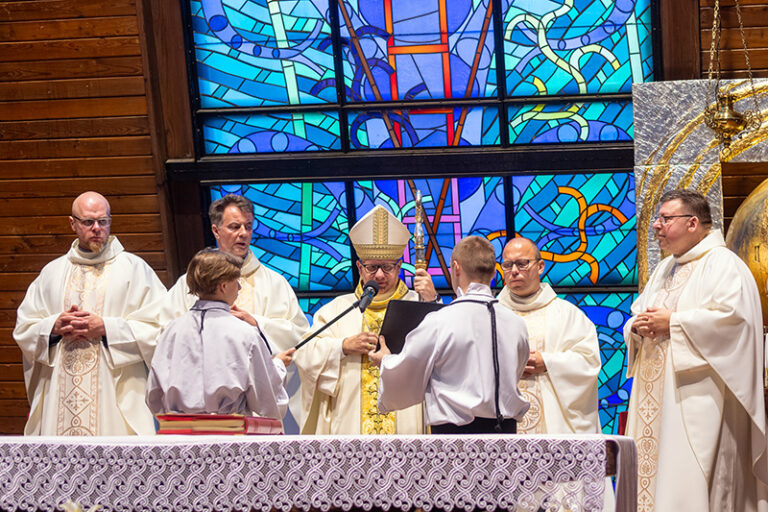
[349,205,410,260]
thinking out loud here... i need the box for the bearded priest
[14,191,167,436]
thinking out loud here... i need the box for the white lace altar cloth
[0,435,622,512]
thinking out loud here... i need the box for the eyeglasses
[359,262,399,274]
[72,216,111,228]
[653,214,693,226]
[501,259,539,271]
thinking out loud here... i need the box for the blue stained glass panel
[560,292,635,435]
[337,0,498,102]
[191,0,336,107]
[210,182,353,291]
[203,113,341,154]
[354,177,506,289]
[348,106,500,149]
[502,0,654,96]
[512,173,637,286]
[508,101,633,144]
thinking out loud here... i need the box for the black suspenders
[447,298,504,432]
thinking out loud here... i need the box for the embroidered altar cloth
[0,434,634,512]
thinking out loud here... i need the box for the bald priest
[294,205,439,435]
[14,192,167,436]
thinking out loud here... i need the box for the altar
[0,435,636,512]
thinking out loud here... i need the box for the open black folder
[378,299,445,354]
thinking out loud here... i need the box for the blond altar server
[14,192,166,436]
[626,190,768,512]
[294,205,438,434]
[497,237,601,435]
[371,236,529,434]
[162,194,308,428]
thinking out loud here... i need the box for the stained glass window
[561,292,635,435]
[348,107,500,149]
[507,101,634,144]
[188,0,654,153]
[336,0,497,102]
[354,177,506,289]
[210,182,353,291]
[512,172,636,286]
[203,113,341,154]
[502,0,654,96]
[191,0,336,107]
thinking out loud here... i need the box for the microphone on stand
[358,280,379,312]
[294,280,380,350]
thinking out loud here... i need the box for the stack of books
[156,413,283,435]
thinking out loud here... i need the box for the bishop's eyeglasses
[359,262,399,274]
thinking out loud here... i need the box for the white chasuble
[294,282,424,435]
[497,284,601,435]
[14,237,167,436]
[625,230,768,512]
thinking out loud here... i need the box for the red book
[156,413,283,435]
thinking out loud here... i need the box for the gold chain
[734,0,762,113]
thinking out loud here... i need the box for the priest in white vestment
[161,194,308,429]
[147,249,289,419]
[626,189,768,512]
[497,237,601,435]
[14,192,167,436]
[294,205,439,435]
[371,236,529,433]
[497,237,615,510]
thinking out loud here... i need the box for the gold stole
[634,261,696,512]
[516,307,547,434]
[57,261,111,435]
[358,280,409,435]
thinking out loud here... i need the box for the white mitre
[349,205,410,260]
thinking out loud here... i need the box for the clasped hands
[631,307,672,340]
[523,350,546,378]
[52,305,105,341]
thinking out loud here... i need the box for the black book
[378,299,445,354]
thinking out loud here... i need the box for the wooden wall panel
[0,0,174,434]
[699,0,768,77]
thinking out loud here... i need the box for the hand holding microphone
[358,280,380,312]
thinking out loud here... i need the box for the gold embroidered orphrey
[358,280,409,434]
[516,307,547,434]
[57,261,112,435]
[632,261,696,512]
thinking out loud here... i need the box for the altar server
[147,249,289,419]
[497,237,601,435]
[14,191,167,436]
[371,236,530,433]
[626,189,768,511]
[294,205,438,434]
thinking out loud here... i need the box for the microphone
[358,280,380,312]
